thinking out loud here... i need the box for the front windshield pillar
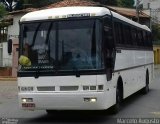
[55,23,59,67]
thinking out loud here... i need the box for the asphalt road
[0,66,160,124]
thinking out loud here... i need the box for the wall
[7,14,23,40]
[0,42,12,67]
[0,67,12,76]
[2,42,12,67]
[3,13,24,69]
[12,39,19,77]
[153,45,160,64]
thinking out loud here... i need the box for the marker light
[55,16,59,19]
[98,85,104,91]
[48,16,52,19]
[90,86,96,90]
[62,15,67,18]
[90,13,96,16]
[83,86,89,91]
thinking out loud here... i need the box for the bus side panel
[114,49,153,99]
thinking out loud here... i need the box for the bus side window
[123,24,127,45]
[132,28,138,46]
[137,30,144,46]
[103,17,114,49]
[114,21,123,45]
[119,23,123,45]
[126,26,131,45]
[131,28,134,45]
[146,32,151,47]
[148,32,152,48]
[114,22,120,44]
[143,31,147,47]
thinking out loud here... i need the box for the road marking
[150,112,160,117]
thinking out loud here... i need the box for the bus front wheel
[46,110,58,115]
[110,85,121,114]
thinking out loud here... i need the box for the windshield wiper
[72,64,80,77]
[31,23,41,47]
[35,64,40,78]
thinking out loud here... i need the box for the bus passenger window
[114,22,122,45]
[103,17,114,49]
[143,31,147,47]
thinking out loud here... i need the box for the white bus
[16,6,154,114]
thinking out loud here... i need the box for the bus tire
[110,85,121,114]
[46,110,58,115]
[142,71,149,94]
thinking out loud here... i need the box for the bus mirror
[106,68,112,81]
[23,26,27,38]
[8,39,12,54]
[105,57,113,81]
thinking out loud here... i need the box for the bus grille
[60,86,79,91]
[37,86,55,91]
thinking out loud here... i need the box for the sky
[134,0,143,6]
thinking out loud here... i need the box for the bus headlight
[20,87,34,92]
[84,98,97,103]
[22,98,33,103]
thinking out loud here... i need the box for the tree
[117,0,134,8]
[14,0,24,10]
[93,0,117,6]
[0,3,7,18]
[22,0,61,8]
[0,0,20,11]
[0,0,60,11]
[152,24,160,43]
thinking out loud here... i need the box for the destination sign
[67,13,90,18]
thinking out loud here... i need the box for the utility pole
[136,0,142,23]
[149,7,152,30]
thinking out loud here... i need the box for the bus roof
[111,11,151,31]
[20,6,150,32]
[20,6,111,22]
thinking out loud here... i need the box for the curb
[0,78,17,81]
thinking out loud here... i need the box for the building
[143,0,160,64]
[107,6,150,27]
[0,15,13,67]
[7,8,37,77]
[0,8,37,77]
[143,0,160,24]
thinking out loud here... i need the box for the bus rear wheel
[142,72,149,94]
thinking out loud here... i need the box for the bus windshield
[20,19,104,71]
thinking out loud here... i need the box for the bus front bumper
[18,91,115,110]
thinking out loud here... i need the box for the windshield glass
[20,19,104,71]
